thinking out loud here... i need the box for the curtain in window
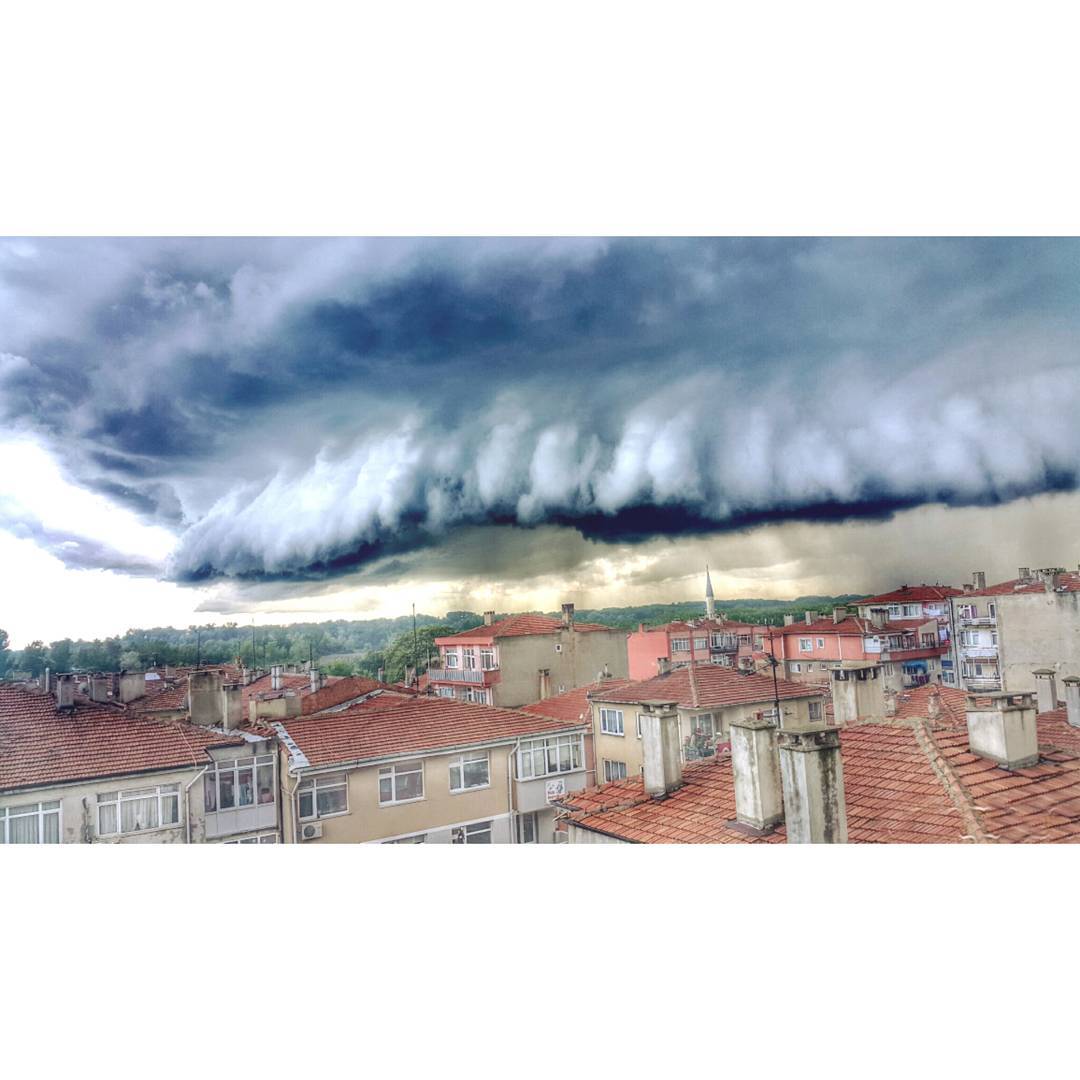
[204,774,217,812]
[161,794,179,825]
[237,767,254,807]
[8,812,40,843]
[99,803,119,836]
[42,812,60,843]
[219,771,236,810]
[257,764,274,804]
[121,796,158,832]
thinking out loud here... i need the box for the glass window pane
[161,795,179,826]
[316,787,346,815]
[97,792,118,803]
[449,763,462,790]
[99,803,118,836]
[42,812,60,844]
[298,791,314,819]
[462,758,489,788]
[396,769,423,801]
[571,740,582,769]
[257,764,274,804]
[379,776,393,804]
[237,767,254,807]
[121,796,157,833]
[259,834,277,843]
[9,813,39,843]
[558,742,571,771]
[219,771,235,810]
[204,774,217,812]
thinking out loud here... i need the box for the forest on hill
[0,594,869,683]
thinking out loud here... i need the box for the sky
[2,236,1079,647]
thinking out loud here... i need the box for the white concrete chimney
[1062,676,1080,729]
[778,726,848,843]
[1018,567,1031,582]
[640,700,683,799]
[54,673,74,711]
[561,602,575,628]
[804,611,814,626]
[310,667,321,694]
[221,682,243,730]
[972,570,986,591]
[783,614,795,627]
[965,691,1039,769]
[483,610,495,626]
[729,714,783,832]
[188,671,223,726]
[1032,669,1057,713]
[927,688,941,721]
[271,665,282,692]
[832,606,847,624]
[42,668,51,693]
[118,671,146,703]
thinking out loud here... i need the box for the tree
[364,625,454,683]
[0,628,11,676]
[18,641,49,677]
[48,638,74,672]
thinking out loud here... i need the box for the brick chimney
[778,726,848,843]
[729,713,783,832]
[1062,676,1080,729]
[639,700,682,799]
[483,610,495,626]
[965,691,1038,769]
[561,602,575,628]
[1032,669,1057,712]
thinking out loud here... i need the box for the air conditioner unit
[301,822,323,840]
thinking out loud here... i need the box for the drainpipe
[506,738,521,844]
[184,766,209,844]
[285,770,304,844]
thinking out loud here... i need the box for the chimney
[221,682,242,730]
[538,668,551,700]
[804,611,814,626]
[1043,570,1064,594]
[783,614,795,627]
[927,688,941,721]
[656,657,671,676]
[972,570,986,591]
[561,602,575,628]
[43,667,51,693]
[310,667,321,694]
[188,671,223,726]
[1032,669,1058,713]
[965,691,1038,769]
[729,713,783,832]
[832,606,847,624]
[404,665,416,689]
[883,690,898,717]
[483,610,495,626]
[869,607,888,630]
[1062,676,1080,729]
[778,726,848,843]
[1018,567,1031,582]
[271,665,282,692]
[377,666,385,683]
[89,673,118,703]
[118,671,146,703]
[54,673,75,711]
[639,700,683,799]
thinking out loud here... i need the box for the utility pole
[412,603,418,688]
[767,626,781,726]
[196,627,201,670]
[251,621,257,672]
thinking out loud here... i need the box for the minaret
[704,564,715,620]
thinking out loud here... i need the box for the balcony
[964,675,1002,691]
[958,615,996,627]
[426,666,498,685]
[958,645,998,659]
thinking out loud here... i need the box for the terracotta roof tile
[435,614,616,643]
[520,679,635,724]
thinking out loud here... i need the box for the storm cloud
[2,237,1079,585]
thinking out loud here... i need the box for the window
[808,701,822,721]
[97,785,179,836]
[991,631,998,646]
[384,833,427,844]
[903,604,919,617]
[791,662,802,673]
[437,685,456,699]
[452,820,492,844]
[518,811,538,844]
[1,801,61,844]
[693,637,707,650]
[816,638,825,649]
[599,707,624,735]
[690,713,716,738]
[224,832,278,844]
[987,603,996,619]
[517,735,583,779]
[463,686,489,704]
[449,751,490,792]
[603,760,628,782]
[204,754,274,812]
[799,638,812,652]
[298,772,349,819]
[671,637,690,652]
[959,604,976,619]
[378,761,423,805]
[480,648,496,670]
[444,650,459,669]
[462,647,477,670]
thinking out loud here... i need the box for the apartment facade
[768,609,947,693]
[949,567,1080,694]
[626,617,763,680]
[853,583,962,642]
[275,694,590,843]
[0,675,280,844]
[428,604,628,708]
[585,662,825,783]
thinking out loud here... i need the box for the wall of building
[493,628,629,707]
[998,591,1080,694]
[627,628,670,680]
[566,822,628,844]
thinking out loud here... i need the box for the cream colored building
[586,662,825,783]
[276,693,591,843]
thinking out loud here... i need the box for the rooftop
[0,682,246,793]
[856,584,963,606]
[965,570,1080,597]
[435,613,616,644]
[278,693,589,769]
[521,678,636,724]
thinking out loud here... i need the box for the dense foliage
[0,595,867,680]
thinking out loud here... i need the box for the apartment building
[428,603,628,708]
[767,608,947,693]
[585,661,825,783]
[949,567,1080,693]
[556,684,1080,843]
[275,693,590,843]
[853,583,962,641]
[0,673,280,844]
[626,617,763,680]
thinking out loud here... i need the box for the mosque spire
[704,564,715,619]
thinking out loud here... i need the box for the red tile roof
[856,585,963,606]
[559,705,1080,844]
[279,694,589,768]
[588,662,822,710]
[642,618,758,635]
[891,684,968,725]
[302,675,402,715]
[966,571,1080,597]
[521,679,635,724]
[435,614,616,644]
[0,682,246,793]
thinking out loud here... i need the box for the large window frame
[670,637,690,652]
[799,638,813,653]
[599,707,625,735]
[452,820,492,844]
[204,754,275,813]
[378,760,425,806]
[444,650,460,669]
[0,800,61,844]
[97,784,180,837]
[603,760,628,782]
[449,750,491,793]
[518,811,538,844]
[517,734,584,779]
[298,772,349,820]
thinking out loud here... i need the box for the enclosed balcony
[426,666,499,685]
[958,645,998,659]
[958,615,996,627]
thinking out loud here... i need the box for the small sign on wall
[545,778,566,803]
